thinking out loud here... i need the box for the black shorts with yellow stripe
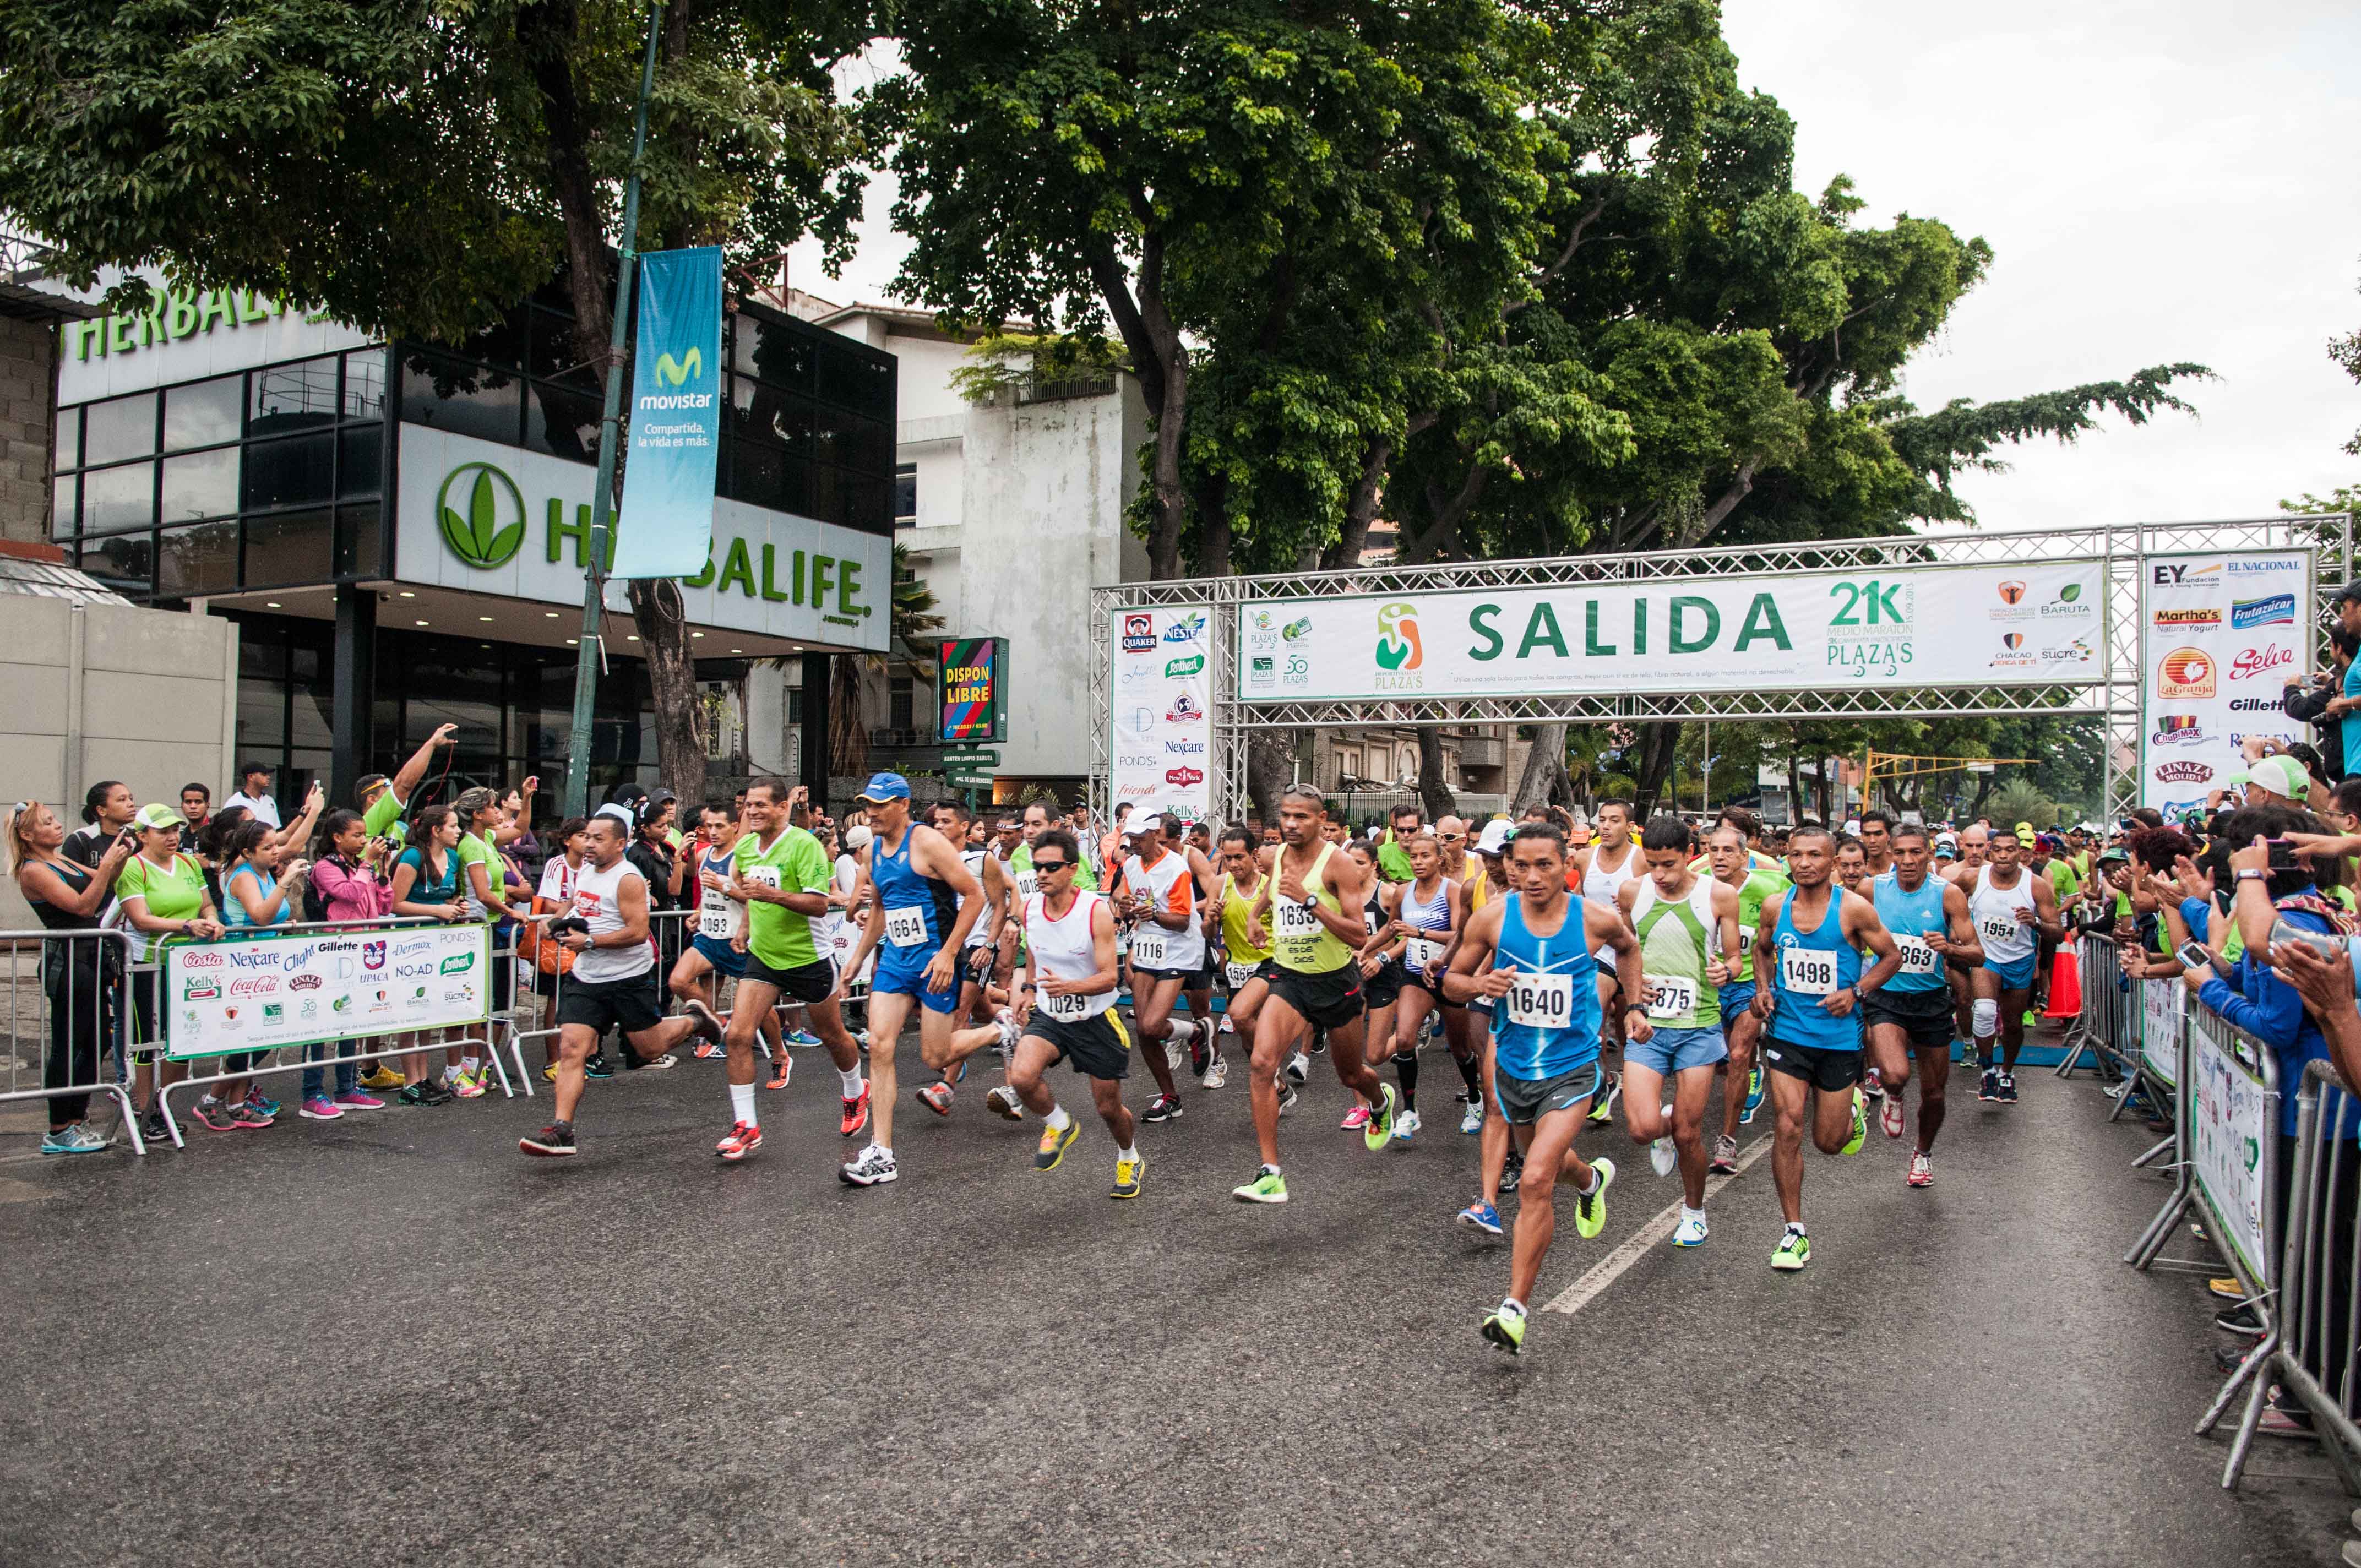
[1024,1008,1131,1080]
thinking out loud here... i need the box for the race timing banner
[610,246,724,579]
[1110,605,1212,820]
[164,924,493,1061]
[2138,550,2309,814]
[1237,560,2104,703]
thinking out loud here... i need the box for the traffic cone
[2040,944,2081,1021]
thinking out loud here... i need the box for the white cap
[843,824,872,852]
[1129,813,1163,836]
[1475,820,1515,856]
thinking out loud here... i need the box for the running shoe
[451,1073,487,1101]
[765,1054,792,1091]
[1709,1133,1738,1174]
[917,1079,954,1116]
[1284,1050,1311,1086]
[1364,1082,1399,1151]
[298,1096,344,1121]
[1201,1057,1229,1090]
[2021,1008,2039,1029]
[406,1079,453,1106]
[1455,1200,1503,1235]
[1978,1066,2001,1102]
[1742,1065,1764,1123]
[1309,1033,1328,1057]
[1862,1066,1885,1100]
[249,1092,281,1118]
[358,1065,405,1091]
[840,1083,872,1138]
[683,999,726,1048]
[1111,1151,1144,1200]
[41,1123,108,1155]
[785,1028,822,1047]
[1996,1072,2019,1105]
[1771,1225,1810,1271]
[1275,1082,1299,1118]
[1142,1093,1183,1123]
[230,1102,274,1130]
[1165,1033,1189,1076]
[2213,1304,2265,1337]
[693,1042,726,1060]
[519,1123,576,1157]
[584,1053,616,1079]
[1231,1166,1288,1204]
[2206,1277,2245,1301]
[1840,1089,1869,1156]
[1481,1299,1527,1355]
[1573,1157,1614,1238]
[1189,1022,1211,1079]
[1879,1093,1905,1140]
[986,1085,1025,1121]
[1394,1109,1421,1143]
[1340,1104,1372,1132]
[1035,1118,1080,1170]
[191,1098,237,1133]
[1649,1128,1677,1179]
[838,1144,898,1186]
[1459,1098,1484,1135]
[541,1063,561,1082]
[1907,1150,1933,1187]
[716,1121,763,1162]
[1587,1071,1620,1125]
[1500,1150,1524,1193]
[1672,1210,1709,1248]
[140,1109,178,1146]
[332,1090,385,1112]
[638,1052,679,1071]
[995,1012,1021,1064]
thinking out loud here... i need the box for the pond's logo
[1375,602,1423,671]
[436,463,526,569]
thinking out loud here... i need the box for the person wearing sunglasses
[1006,831,1144,1197]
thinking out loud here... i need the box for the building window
[890,673,916,733]
[894,462,917,526]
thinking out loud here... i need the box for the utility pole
[561,0,666,820]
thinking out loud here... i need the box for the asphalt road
[0,1028,2348,1566]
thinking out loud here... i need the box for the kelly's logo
[1375,602,1423,671]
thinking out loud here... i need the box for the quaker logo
[1120,614,1157,654]
[181,950,224,970]
[2151,607,2220,628]
[1165,654,1205,678]
[1996,581,2027,605]
[362,940,385,970]
[228,976,278,997]
[182,979,220,1001]
[1165,739,1207,756]
[2149,715,2202,747]
[2232,594,2296,629]
[2228,645,2293,680]
[2153,759,2214,785]
[2156,647,2215,699]
[2228,697,2282,712]
[226,949,282,969]
[439,952,476,976]
[288,973,323,991]
[1162,610,1207,644]
[1166,766,1205,787]
[1165,693,1205,724]
[2150,562,2222,586]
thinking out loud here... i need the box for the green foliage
[948,332,1130,405]
[2282,486,2360,517]
[1986,778,2060,832]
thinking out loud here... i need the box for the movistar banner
[1238,560,2106,702]
[610,246,723,579]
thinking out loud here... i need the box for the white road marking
[1541,1134,1777,1315]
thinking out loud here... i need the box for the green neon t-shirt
[116,852,208,960]
[739,825,831,970]
[1732,868,1790,984]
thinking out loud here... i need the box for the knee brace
[1971,998,1998,1037]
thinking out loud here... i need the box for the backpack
[302,858,338,925]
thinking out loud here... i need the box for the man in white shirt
[221,762,282,830]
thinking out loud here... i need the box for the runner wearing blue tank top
[1747,825,1903,1272]
[1863,824,1982,1186]
[1444,821,1645,1355]
[834,774,987,1188]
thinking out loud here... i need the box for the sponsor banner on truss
[164,924,492,1061]
[1110,605,1212,820]
[2138,551,2309,814]
[1235,560,2104,703]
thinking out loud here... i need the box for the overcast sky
[791,1,2361,530]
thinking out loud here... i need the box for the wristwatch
[2234,868,2267,883]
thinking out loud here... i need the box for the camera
[543,916,591,938]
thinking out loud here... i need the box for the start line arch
[1091,514,2353,829]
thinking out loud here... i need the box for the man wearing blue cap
[834,774,987,1186]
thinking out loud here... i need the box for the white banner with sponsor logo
[2189,1012,2270,1282]
[1109,605,1213,821]
[164,925,493,1061]
[1236,560,2104,702]
[2139,551,2309,813]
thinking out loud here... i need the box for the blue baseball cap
[856,771,911,803]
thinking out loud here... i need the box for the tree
[828,542,944,778]
[0,0,870,805]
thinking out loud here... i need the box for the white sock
[1682,1205,1706,1223]
[1046,1105,1073,1131]
[463,1055,481,1073]
[730,1082,757,1128]
[1502,1295,1526,1315]
[1574,1166,1601,1196]
[1118,1144,1138,1162]
[872,1143,891,1158]
[840,1068,864,1097]
[1785,1221,1807,1237]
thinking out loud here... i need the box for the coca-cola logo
[228,976,279,997]
[2228,645,2294,680]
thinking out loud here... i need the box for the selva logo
[2228,645,2293,681]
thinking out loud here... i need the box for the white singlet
[1026,890,1114,1022]
[1582,837,1644,959]
[1970,863,2037,965]
[569,857,654,984]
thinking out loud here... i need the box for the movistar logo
[436,463,526,570]
[655,348,703,387]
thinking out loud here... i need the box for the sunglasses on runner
[1032,858,1071,872]
[1439,833,1465,843]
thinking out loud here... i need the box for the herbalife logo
[436,463,526,569]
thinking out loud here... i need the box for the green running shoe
[1574,1156,1615,1240]
[1771,1226,1811,1271]
[1232,1166,1288,1204]
[1840,1087,1868,1156]
[1481,1299,1527,1355]
[1364,1081,1399,1151]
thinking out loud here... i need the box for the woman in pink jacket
[300,809,395,1114]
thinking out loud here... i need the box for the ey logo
[1375,602,1423,671]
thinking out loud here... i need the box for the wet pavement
[0,1030,2347,1565]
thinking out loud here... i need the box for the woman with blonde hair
[6,800,135,1152]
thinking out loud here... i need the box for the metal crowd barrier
[2227,1059,2361,1493]
[2056,930,2136,1081]
[1,928,143,1152]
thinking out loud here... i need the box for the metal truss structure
[1091,515,2353,829]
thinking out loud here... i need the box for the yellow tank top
[1220,873,1273,963]
[1464,862,1490,912]
[1272,843,1354,974]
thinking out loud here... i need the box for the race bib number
[1645,973,1697,1019]
[1404,937,1444,971]
[885,905,928,948]
[1738,927,1754,954]
[1015,873,1038,901]
[1503,972,1574,1030]
[1276,901,1323,939]
[1979,915,2021,948]
[1130,927,1169,968]
[1779,945,1838,996]
[1041,988,1092,1021]
[1225,960,1259,990]
[1894,932,1941,976]
[697,893,736,941]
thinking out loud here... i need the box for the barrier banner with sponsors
[163,925,493,1061]
[2139,550,2309,813]
[610,246,724,578]
[1236,560,2103,702]
[1111,605,1212,820]
[2140,976,2181,1090]
[2188,1014,2269,1280]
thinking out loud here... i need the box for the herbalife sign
[395,426,890,652]
[1237,560,2104,702]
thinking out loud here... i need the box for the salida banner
[2139,551,2309,814]
[164,925,493,1061]
[1236,560,2103,703]
[1109,606,1212,820]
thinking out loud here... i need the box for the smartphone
[2175,939,2216,973]
[2268,918,2342,962]
[2265,837,2300,871]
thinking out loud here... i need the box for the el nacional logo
[1374,601,1424,690]
[437,462,527,569]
